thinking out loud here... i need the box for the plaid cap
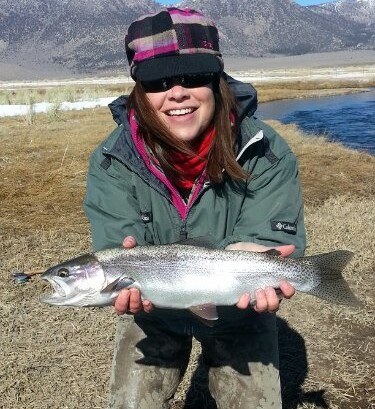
[125,7,223,81]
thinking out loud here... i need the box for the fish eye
[57,268,70,278]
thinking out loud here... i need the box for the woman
[84,7,306,409]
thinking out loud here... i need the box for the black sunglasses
[141,73,216,93]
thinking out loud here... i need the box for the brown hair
[127,77,248,184]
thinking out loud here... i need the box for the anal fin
[189,304,219,327]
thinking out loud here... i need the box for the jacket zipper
[180,224,188,240]
[105,129,263,237]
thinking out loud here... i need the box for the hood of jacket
[108,73,257,127]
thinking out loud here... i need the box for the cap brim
[133,54,223,81]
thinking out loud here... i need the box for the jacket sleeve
[218,151,306,258]
[83,144,149,252]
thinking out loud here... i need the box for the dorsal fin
[264,249,282,257]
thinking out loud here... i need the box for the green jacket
[84,77,306,257]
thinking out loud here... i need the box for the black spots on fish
[303,250,360,306]
[306,250,354,275]
[309,279,361,307]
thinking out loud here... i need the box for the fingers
[123,236,137,249]
[273,244,296,257]
[114,288,153,315]
[237,282,296,314]
[142,299,154,313]
[253,287,281,313]
[226,242,269,252]
[279,280,295,299]
[116,237,153,315]
[236,293,251,309]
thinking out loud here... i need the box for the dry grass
[0,84,133,105]
[256,79,375,103]
[267,120,375,206]
[1,105,374,409]
[2,76,374,106]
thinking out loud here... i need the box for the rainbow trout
[40,242,359,321]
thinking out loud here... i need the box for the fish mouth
[40,278,68,304]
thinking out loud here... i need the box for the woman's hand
[113,236,154,315]
[225,242,296,313]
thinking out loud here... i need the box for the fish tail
[303,250,361,306]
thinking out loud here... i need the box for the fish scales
[40,242,360,322]
[95,245,314,308]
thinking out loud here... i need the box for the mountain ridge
[0,0,374,79]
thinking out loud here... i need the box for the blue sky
[158,0,334,5]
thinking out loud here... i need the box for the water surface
[257,89,375,154]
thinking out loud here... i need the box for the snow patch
[0,97,116,118]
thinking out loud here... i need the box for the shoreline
[1,87,373,118]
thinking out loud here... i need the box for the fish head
[40,254,111,307]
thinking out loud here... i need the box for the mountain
[308,0,375,24]
[0,0,159,74]
[178,0,367,56]
[308,0,375,48]
[0,0,374,79]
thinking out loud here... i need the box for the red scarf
[169,126,216,190]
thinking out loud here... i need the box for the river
[257,88,375,154]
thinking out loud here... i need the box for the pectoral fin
[101,275,135,293]
[189,304,219,326]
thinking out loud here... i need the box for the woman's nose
[167,84,189,100]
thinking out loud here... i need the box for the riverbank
[1,54,375,105]
[1,74,374,119]
[258,89,375,154]
[1,106,374,409]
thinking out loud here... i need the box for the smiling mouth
[166,108,195,116]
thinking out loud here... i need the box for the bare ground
[0,107,374,409]
[1,49,375,82]
[224,49,375,71]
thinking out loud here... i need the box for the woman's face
[145,80,215,143]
